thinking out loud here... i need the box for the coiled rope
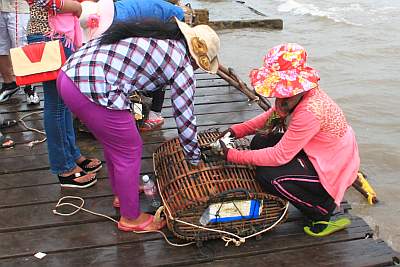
[18,111,47,147]
[53,194,288,248]
[53,196,195,247]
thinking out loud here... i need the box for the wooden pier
[0,73,398,266]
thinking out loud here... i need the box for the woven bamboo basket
[153,129,288,242]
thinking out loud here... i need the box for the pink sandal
[117,215,166,231]
[139,117,164,132]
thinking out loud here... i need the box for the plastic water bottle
[142,175,161,208]
[199,207,211,226]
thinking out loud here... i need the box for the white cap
[142,175,150,183]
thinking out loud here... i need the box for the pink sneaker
[139,117,164,132]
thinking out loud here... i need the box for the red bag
[10,40,66,86]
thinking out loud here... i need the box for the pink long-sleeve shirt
[228,88,360,206]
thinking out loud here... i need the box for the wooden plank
[187,239,398,267]
[1,95,253,135]
[210,19,284,30]
[0,217,372,266]
[0,166,109,190]
[0,196,117,233]
[1,100,259,130]
[0,78,232,114]
[0,206,354,259]
[0,110,261,173]
[0,186,349,232]
[0,178,113,209]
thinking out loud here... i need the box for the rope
[53,196,195,247]
[18,111,47,147]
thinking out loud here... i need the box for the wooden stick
[217,65,271,111]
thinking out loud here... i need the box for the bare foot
[113,196,120,208]
[59,166,96,183]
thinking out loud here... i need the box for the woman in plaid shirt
[57,18,220,231]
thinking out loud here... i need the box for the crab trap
[153,129,288,242]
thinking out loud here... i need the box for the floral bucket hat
[249,43,320,98]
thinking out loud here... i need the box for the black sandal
[58,171,97,188]
[0,119,17,129]
[0,134,14,148]
[77,158,103,173]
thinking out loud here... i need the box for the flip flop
[0,119,17,129]
[77,158,103,173]
[118,214,165,232]
[303,217,351,237]
[0,134,14,148]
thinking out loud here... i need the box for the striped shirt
[61,37,200,164]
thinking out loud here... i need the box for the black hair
[99,19,184,45]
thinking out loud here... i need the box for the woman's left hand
[219,139,229,160]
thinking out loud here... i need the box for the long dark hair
[99,19,184,45]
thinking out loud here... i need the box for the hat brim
[81,0,114,43]
[251,68,320,98]
[175,18,219,74]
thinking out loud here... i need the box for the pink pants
[57,71,142,219]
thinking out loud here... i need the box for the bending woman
[57,19,220,231]
[219,43,360,237]
[78,0,188,131]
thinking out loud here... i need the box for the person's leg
[58,42,101,172]
[273,175,336,221]
[251,133,335,221]
[150,88,165,114]
[140,88,165,131]
[0,130,14,148]
[41,73,96,187]
[7,12,39,104]
[42,80,83,173]
[0,12,19,102]
[58,73,140,217]
[58,72,164,230]
[0,12,13,83]
[0,115,14,148]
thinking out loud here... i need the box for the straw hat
[79,0,114,43]
[175,18,220,74]
[249,43,320,98]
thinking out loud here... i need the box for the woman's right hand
[217,128,235,140]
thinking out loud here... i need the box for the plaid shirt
[62,37,200,164]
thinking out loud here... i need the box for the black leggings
[251,133,336,222]
[149,89,165,113]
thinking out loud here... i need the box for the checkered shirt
[62,37,200,164]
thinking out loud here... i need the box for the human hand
[216,128,235,140]
[61,0,82,17]
[219,139,229,160]
[74,2,82,17]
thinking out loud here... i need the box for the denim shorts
[0,11,29,55]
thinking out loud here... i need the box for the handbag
[10,40,66,86]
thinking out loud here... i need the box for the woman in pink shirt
[219,43,360,237]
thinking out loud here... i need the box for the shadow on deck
[0,73,398,266]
